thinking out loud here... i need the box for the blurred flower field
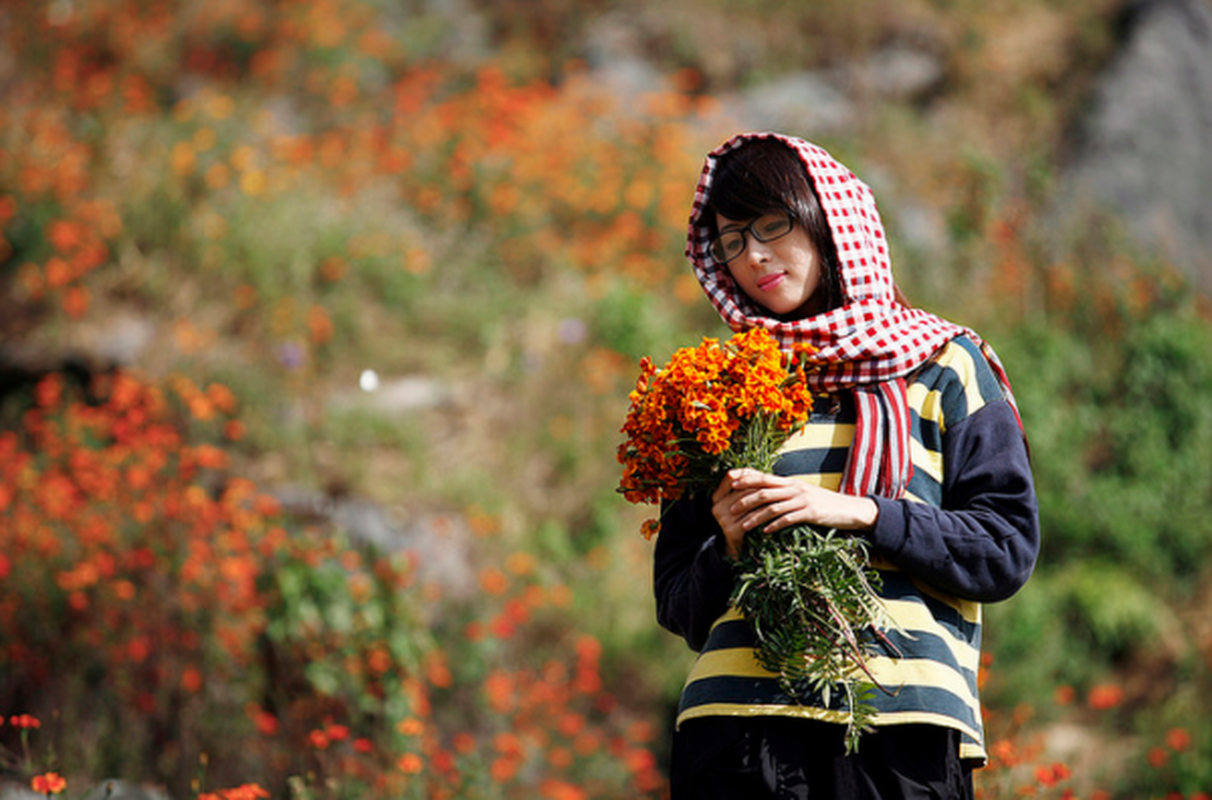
[4,1,1212,798]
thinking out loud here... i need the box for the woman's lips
[757,273,785,291]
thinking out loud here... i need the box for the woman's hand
[710,468,880,558]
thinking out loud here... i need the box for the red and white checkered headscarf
[687,132,1020,499]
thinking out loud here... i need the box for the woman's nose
[745,236,773,266]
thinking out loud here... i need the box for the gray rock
[1059,0,1212,292]
[721,71,856,137]
[0,781,170,800]
[846,42,945,101]
[581,12,672,100]
[79,781,172,800]
[271,486,478,602]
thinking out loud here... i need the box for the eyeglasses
[708,213,795,265]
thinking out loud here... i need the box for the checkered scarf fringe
[686,132,1021,499]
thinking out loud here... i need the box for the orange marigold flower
[425,654,452,689]
[217,784,270,800]
[224,419,246,441]
[181,667,203,693]
[31,773,66,795]
[192,445,228,470]
[1035,763,1069,787]
[1087,683,1125,711]
[397,753,423,774]
[490,756,519,782]
[539,779,587,800]
[617,328,815,520]
[35,376,62,409]
[61,285,90,319]
[253,710,279,736]
[1165,726,1191,752]
[396,717,424,737]
[479,567,508,596]
[483,670,515,714]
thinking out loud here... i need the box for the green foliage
[1000,307,1212,590]
[591,281,701,361]
[988,559,1170,702]
[260,537,427,725]
[732,525,887,753]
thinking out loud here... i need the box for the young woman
[654,133,1039,799]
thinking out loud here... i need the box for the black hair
[706,138,845,311]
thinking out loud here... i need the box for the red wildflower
[31,773,66,795]
[539,779,587,800]
[1087,683,1124,711]
[1165,726,1191,752]
[1035,763,1070,787]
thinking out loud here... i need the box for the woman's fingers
[722,468,880,531]
[711,469,878,554]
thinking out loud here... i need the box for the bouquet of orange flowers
[617,327,892,752]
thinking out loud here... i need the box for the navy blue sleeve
[866,399,1040,602]
[652,494,738,651]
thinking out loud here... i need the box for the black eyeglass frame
[708,212,796,265]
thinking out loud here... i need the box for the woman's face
[715,212,826,319]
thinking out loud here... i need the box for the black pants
[671,716,975,800]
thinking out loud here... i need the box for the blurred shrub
[997,297,1212,589]
[0,372,669,798]
[0,373,430,793]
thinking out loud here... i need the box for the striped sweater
[653,335,1039,763]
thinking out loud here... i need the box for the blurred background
[2,0,1211,797]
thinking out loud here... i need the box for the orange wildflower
[490,756,519,782]
[539,779,587,800]
[181,667,203,693]
[479,567,508,596]
[1165,726,1191,751]
[397,717,424,736]
[1087,683,1125,711]
[61,285,90,318]
[252,709,279,736]
[31,773,66,795]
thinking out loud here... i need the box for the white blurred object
[359,369,380,392]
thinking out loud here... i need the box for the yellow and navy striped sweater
[653,335,1039,763]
